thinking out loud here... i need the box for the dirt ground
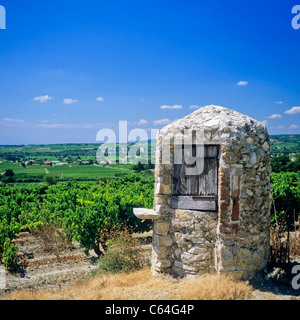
[0,231,299,300]
[0,231,100,296]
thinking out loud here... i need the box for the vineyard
[0,138,299,298]
[0,171,299,272]
[0,175,154,270]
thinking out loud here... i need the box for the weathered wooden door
[172,145,219,211]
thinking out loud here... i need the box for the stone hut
[134,105,271,280]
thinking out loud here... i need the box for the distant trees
[132,162,155,172]
[4,169,14,177]
[271,155,300,173]
[2,169,15,183]
[66,157,74,164]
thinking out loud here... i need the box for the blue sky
[0,0,300,144]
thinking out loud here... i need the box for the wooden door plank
[171,196,216,211]
[172,145,218,197]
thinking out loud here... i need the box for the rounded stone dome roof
[159,105,268,146]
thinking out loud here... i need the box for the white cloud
[160,104,183,110]
[189,105,201,109]
[38,123,71,129]
[96,97,104,102]
[153,118,171,125]
[0,118,25,128]
[290,124,300,129]
[63,98,78,104]
[276,125,285,129]
[138,119,148,125]
[2,118,24,123]
[37,123,93,129]
[274,101,283,104]
[284,106,300,114]
[237,81,248,86]
[267,114,282,119]
[33,95,53,103]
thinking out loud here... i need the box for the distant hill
[269,134,300,155]
[0,135,299,162]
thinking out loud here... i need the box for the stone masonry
[135,105,272,281]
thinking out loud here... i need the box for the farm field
[0,142,151,162]
[0,140,155,182]
[0,144,99,164]
[0,135,299,183]
[0,162,131,181]
[47,164,130,178]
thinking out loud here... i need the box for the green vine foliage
[2,238,17,270]
[0,171,298,268]
[270,172,300,225]
[0,175,154,264]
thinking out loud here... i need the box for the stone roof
[159,105,268,146]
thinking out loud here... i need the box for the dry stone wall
[151,105,272,280]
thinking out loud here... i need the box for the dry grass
[3,268,253,300]
[176,273,253,300]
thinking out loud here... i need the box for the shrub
[44,175,58,186]
[95,229,150,274]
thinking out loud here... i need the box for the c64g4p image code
[105,303,195,318]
